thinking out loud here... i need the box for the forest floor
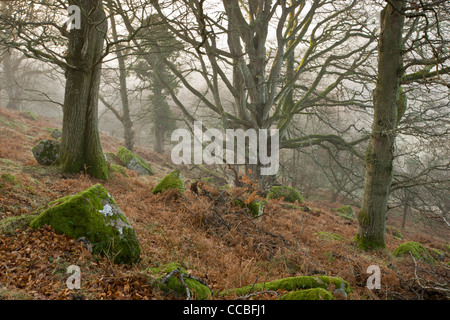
[0,106,448,301]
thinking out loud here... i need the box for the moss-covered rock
[248,200,266,217]
[393,241,436,264]
[23,110,38,120]
[147,262,211,300]
[30,184,141,265]
[220,275,350,297]
[0,214,37,235]
[267,186,303,204]
[152,170,185,194]
[387,225,403,240]
[333,205,355,220]
[278,288,334,300]
[116,146,153,175]
[32,139,60,165]
[109,164,129,177]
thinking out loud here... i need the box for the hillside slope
[0,107,448,300]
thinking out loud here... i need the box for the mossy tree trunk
[59,0,109,180]
[356,1,405,250]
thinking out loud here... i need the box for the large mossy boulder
[30,184,141,265]
[116,146,153,175]
[32,139,60,165]
[393,241,436,264]
[220,275,350,298]
[152,170,185,194]
[267,185,303,204]
[148,262,211,300]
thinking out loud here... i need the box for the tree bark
[356,1,405,250]
[59,0,109,180]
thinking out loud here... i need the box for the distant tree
[130,14,181,154]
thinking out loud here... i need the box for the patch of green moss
[278,288,334,300]
[233,198,267,217]
[333,205,355,220]
[393,241,436,264]
[355,232,386,251]
[281,203,303,210]
[316,232,346,242]
[1,173,18,184]
[152,170,185,194]
[220,275,350,297]
[109,164,129,177]
[267,186,303,204]
[30,184,141,265]
[148,262,211,300]
[0,214,37,235]
[116,146,153,175]
[0,287,34,300]
[23,110,38,121]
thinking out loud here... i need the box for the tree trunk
[356,1,405,250]
[2,49,22,110]
[59,0,109,180]
[109,9,134,152]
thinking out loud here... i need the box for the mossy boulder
[116,146,153,175]
[32,139,61,165]
[152,170,185,194]
[248,200,266,217]
[147,262,211,300]
[30,184,141,265]
[220,275,350,298]
[278,288,334,300]
[333,205,355,220]
[393,241,436,264]
[267,186,303,204]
